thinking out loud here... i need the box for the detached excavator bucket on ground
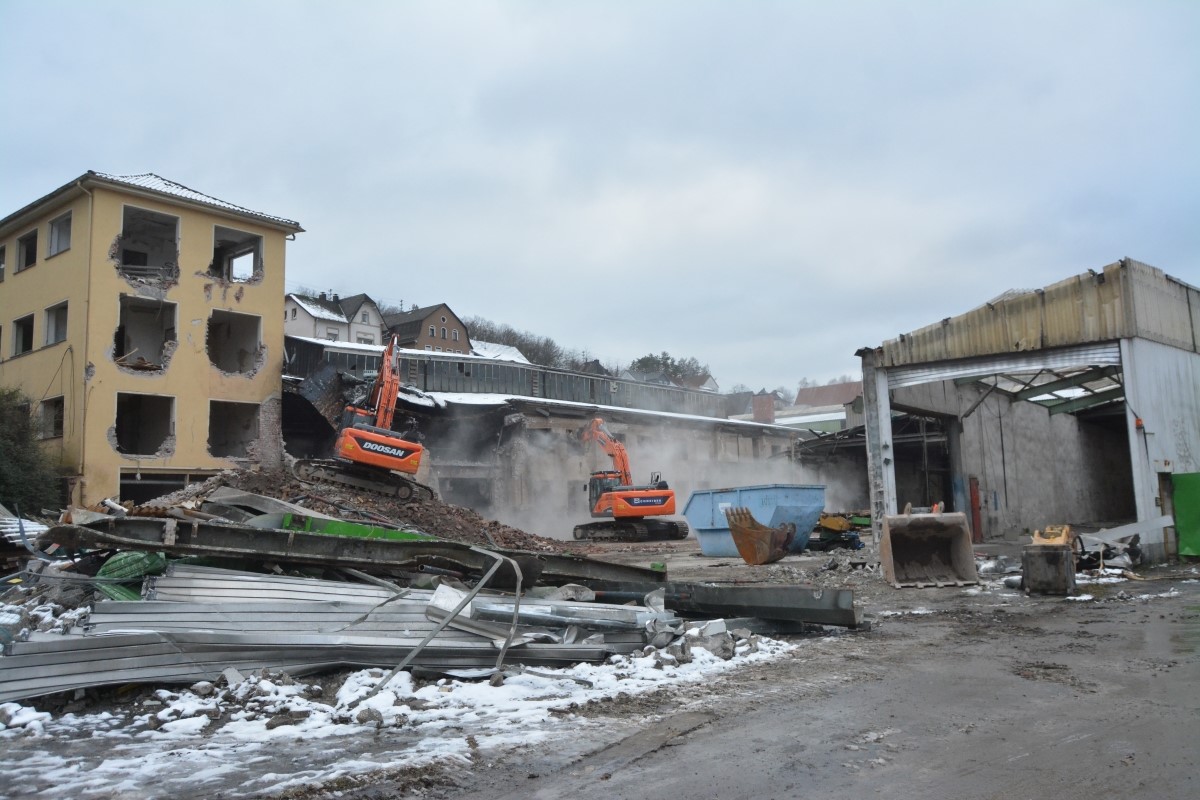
[724,507,796,566]
[879,509,978,588]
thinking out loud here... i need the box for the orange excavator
[572,418,689,541]
[293,335,436,501]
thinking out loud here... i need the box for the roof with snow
[289,294,350,323]
[470,340,531,364]
[0,171,303,236]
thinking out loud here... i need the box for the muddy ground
[334,557,1199,800]
[6,474,1197,799]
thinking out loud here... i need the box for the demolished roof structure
[857,259,1199,560]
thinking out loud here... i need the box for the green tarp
[1173,472,1200,557]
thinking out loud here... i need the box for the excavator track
[572,519,689,542]
[292,459,436,503]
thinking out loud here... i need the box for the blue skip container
[682,484,826,558]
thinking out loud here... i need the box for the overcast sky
[2,1,1197,392]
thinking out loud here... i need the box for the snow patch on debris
[876,607,935,617]
[1075,568,1127,586]
[1065,594,1094,602]
[0,633,797,798]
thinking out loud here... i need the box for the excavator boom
[572,418,688,541]
[293,335,435,501]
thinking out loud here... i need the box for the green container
[280,513,435,542]
[96,583,143,602]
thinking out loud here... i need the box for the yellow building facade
[0,172,302,505]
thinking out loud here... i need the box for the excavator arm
[292,334,434,501]
[573,418,688,541]
[578,418,633,485]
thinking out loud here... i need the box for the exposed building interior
[207,309,262,373]
[115,206,180,283]
[114,295,176,370]
[209,226,263,283]
[114,393,173,455]
[208,401,260,458]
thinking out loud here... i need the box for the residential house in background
[284,292,384,345]
[382,303,471,354]
[0,171,302,505]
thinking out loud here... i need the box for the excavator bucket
[880,509,978,588]
[724,507,796,566]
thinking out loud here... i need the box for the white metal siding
[886,342,1122,389]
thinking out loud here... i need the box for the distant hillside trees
[628,352,710,382]
[463,316,615,374]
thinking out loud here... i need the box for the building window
[291,308,297,320]
[115,296,176,370]
[429,325,435,337]
[441,327,447,339]
[40,397,65,439]
[435,346,442,352]
[326,328,340,341]
[361,311,369,323]
[12,315,34,355]
[452,329,459,341]
[206,310,262,374]
[425,345,432,351]
[440,315,447,323]
[48,213,72,257]
[210,226,263,282]
[356,334,375,345]
[208,401,260,458]
[0,245,6,282]
[115,393,174,455]
[17,231,37,272]
[44,302,68,345]
[118,206,180,283]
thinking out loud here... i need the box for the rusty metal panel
[879,261,1196,367]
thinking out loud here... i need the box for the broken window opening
[119,471,213,505]
[207,309,262,374]
[115,207,180,283]
[17,231,37,272]
[114,393,173,455]
[40,396,65,439]
[114,296,177,370]
[208,401,260,458]
[209,226,263,283]
[44,302,68,346]
[12,314,34,356]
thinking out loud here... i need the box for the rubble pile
[143,468,569,553]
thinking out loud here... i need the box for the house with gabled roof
[284,291,384,345]
[382,303,471,355]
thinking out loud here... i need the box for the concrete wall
[1122,337,1200,560]
[478,416,859,540]
[894,379,1134,539]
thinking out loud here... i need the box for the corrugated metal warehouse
[858,259,1200,561]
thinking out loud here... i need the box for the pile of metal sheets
[0,566,683,703]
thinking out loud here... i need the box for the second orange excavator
[572,418,689,541]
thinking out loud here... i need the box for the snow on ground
[1074,568,1129,586]
[0,631,798,799]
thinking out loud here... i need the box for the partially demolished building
[0,172,303,505]
[859,259,1200,560]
